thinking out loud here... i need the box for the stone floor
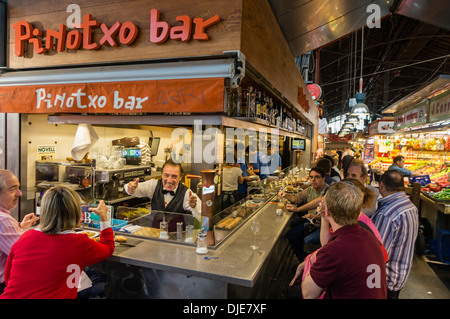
[401,254,450,299]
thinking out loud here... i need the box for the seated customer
[0,185,114,299]
[279,167,329,262]
[289,178,388,298]
[322,155,341,182]
[0,169,39,294]
[300,181,387,299]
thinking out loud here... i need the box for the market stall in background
[382,75,450,263]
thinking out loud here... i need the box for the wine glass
[250,220,260,250]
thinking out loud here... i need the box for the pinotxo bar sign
[13,9,221,58]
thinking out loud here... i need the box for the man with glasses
[279,167,329,262]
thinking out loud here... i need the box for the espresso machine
[93,165,153,201]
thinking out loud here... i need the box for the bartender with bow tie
[124,159,202,229]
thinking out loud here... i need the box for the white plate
[76,230,100,238]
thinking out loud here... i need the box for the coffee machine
[93,165,153,200]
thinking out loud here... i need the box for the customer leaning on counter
[125,159,201,222]
[0,185,114,299]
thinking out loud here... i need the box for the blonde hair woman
[0,185,114,299]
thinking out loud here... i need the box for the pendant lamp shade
[350,102,370,116]
[342,122,354,129]
[347,115,360,123]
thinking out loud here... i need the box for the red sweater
[0,228,114,299]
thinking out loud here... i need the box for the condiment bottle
[159,216,169,239]
[196,228,208,254]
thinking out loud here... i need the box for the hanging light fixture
[346,114,360,123]
[342,122,354,129]
[350,26,370,117]
[350,102,370,116]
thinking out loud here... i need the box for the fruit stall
[381,76,450,263]
[365,118,395,175]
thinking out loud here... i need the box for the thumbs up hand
[127,178,140,195]
[188,190,197,208]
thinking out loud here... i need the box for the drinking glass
[250,220,260,250]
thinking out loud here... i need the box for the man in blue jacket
[388,156,419,177]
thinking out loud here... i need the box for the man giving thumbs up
[124,159,201,221]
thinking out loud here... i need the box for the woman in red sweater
[0,185,115,299]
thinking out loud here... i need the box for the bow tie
[162,189,175,196]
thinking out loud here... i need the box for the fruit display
[393,135,450,151]
[432,188,450,200]
[416,165,441,176]
[429,167,450,188]
[420,167,450,193]
[409,160,431,171]
[424,138,437,150]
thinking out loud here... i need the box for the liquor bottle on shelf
[239,89,249,117]
[235,87,242,117]
[277,104,282,127]
[261,91,267,121]
[248,86,256,118]
[269,98,276,125]
[255,90,261,119]
[226,88,236,117]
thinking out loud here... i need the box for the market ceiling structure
[268,0,450,122]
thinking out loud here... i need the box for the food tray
[215,216,243,230]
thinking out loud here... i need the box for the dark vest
[151,179,190,213]
[151,179,190,232]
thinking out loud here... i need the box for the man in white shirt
[125,159,202,228]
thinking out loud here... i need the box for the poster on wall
[364,143,374,163]
[37,145,56,160]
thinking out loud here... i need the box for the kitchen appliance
[93,165,153,200]
[123,147,141,165]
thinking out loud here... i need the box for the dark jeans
[387,289,401,299]
[0,283,5,296]
[287,217,321,262]
[222,191,239,209]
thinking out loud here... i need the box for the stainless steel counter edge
[108,200,293,287]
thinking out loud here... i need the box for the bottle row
[226,86,306,134]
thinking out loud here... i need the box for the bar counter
[92,196,295,298]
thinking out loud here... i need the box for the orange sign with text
[0,78,224,114]
[13,9,221,57]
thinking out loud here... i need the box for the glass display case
[79,165,304,248]
[80,204,209,245]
